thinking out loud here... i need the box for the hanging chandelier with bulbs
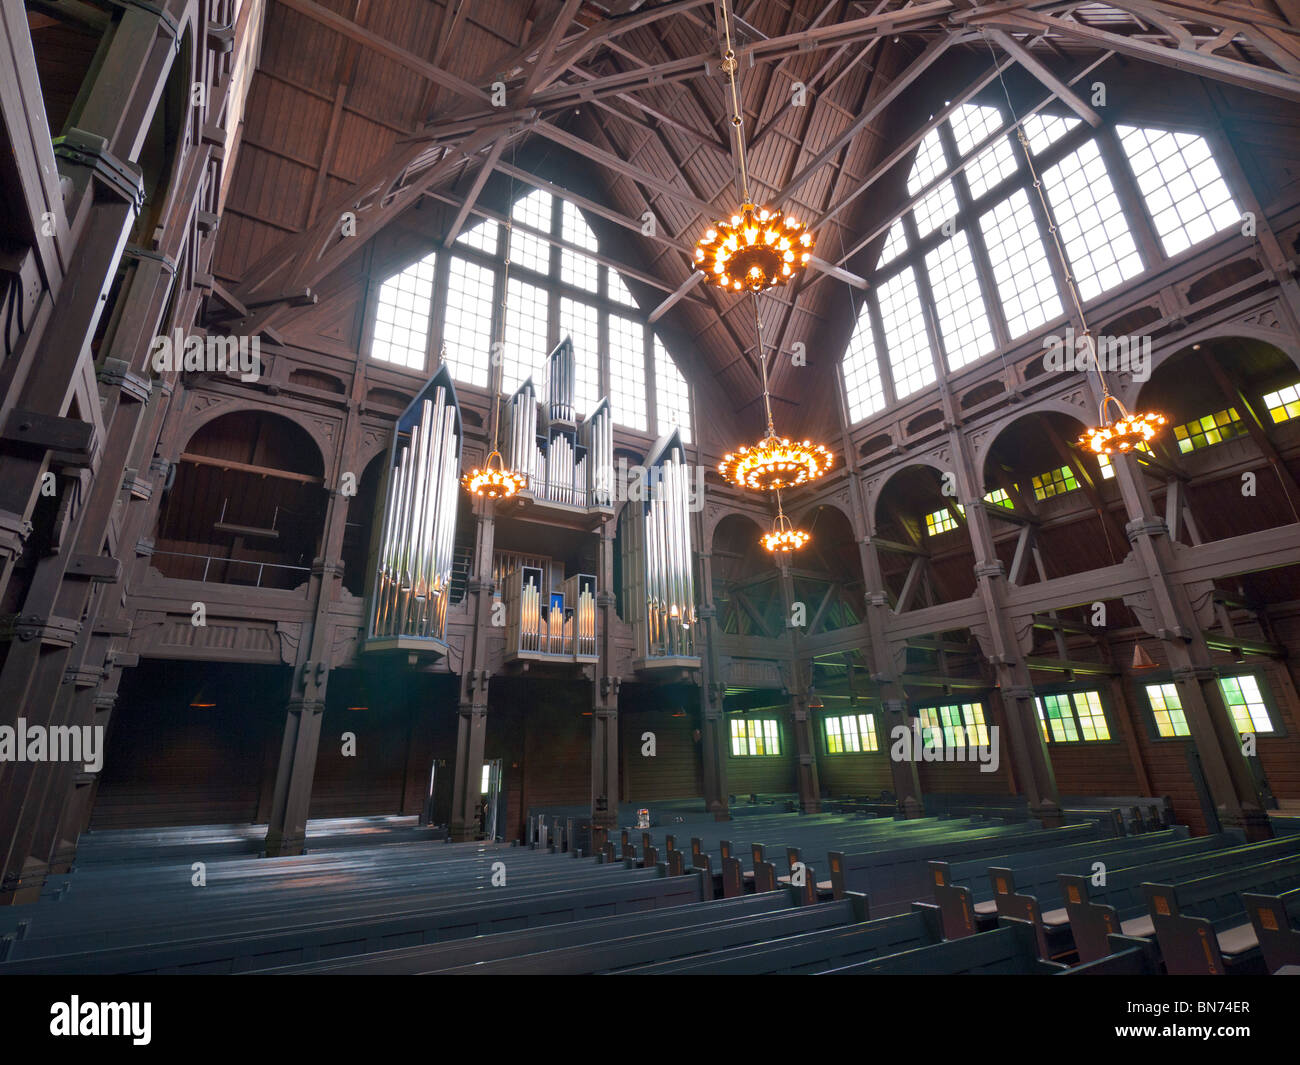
[695,204,814,293]
[463,448,527,499]
[716,304,834,496]
[686,0,831,557]
[1078,394,1168,455]
[692,1,814,295]
[720,434,834,491]
[763,506,810,554]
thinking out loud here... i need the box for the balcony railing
[150,550,311,590]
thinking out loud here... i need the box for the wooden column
[450,499,496,841]
[1106,408,1272,839]
[777,559,821,813]
[591,524,619,832]
[696,551,730,820]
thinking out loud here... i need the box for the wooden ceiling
[211,0,1300,438]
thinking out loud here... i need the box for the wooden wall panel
[1047,743,1142,796]
[308,700,412,819]
[92,661,287,829]
[818,750,895,798]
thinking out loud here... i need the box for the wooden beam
[984,28,1101,127]
[442,135,508,247]
[961,8,1300,102]
[179,453,324,485]
[649,273,704,323]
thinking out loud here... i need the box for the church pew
[0,870,709,975]
[930,832,1222,947]
[1056,934,1161,975]
[1060,836,1300,963]
[817,919,1065,975]
[430,891,866,974]
[256,890,798,974]
[1241,888,1300,974]
[721,818,1040,895]
[680,816,989,897]
[829,822,1103,914]
[1142,858,1300,975]
[617,905,943,974]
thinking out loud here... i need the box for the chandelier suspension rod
[489,131,523,460]
[719,0,752,206]
[752,295,775,434]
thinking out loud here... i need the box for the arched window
[840,104,1243,425]
[368,188,692,442]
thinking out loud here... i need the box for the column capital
[1126,517,1169,542]
[974,561,1005,579]
[1001,685,1036,701]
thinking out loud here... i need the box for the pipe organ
[622,432,698,662]
[504,338,613,509]
[502,565,598,661]
[368,366,462,649]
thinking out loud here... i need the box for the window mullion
[907,220,951,382]
[939,121,1012,352]
[864,291,899,409]
[1094,122,1165,271]
[644,321,658,437]
[430,252,451,369]
[1015,147,1075,320]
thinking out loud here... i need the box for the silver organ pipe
[369,368,462,645]
[564,573,597,659]
[547,338,574,423]
[582,399,612,507]
[628,436,696,659]
[506,378,537,485]
[501,566,596,661]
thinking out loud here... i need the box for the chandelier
[1078,394,1167,455]
[693,0,814,295]
[463,449,526,499]
[695,204,813,293]
[762,489,810,553]
[717,305,834,491]
[720,434,834,491]
[462,142,528,501]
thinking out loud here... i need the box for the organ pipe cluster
[623,434,697,660]
[369,367,462,645]
[502,565,597,661]
[504,338,613,508]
